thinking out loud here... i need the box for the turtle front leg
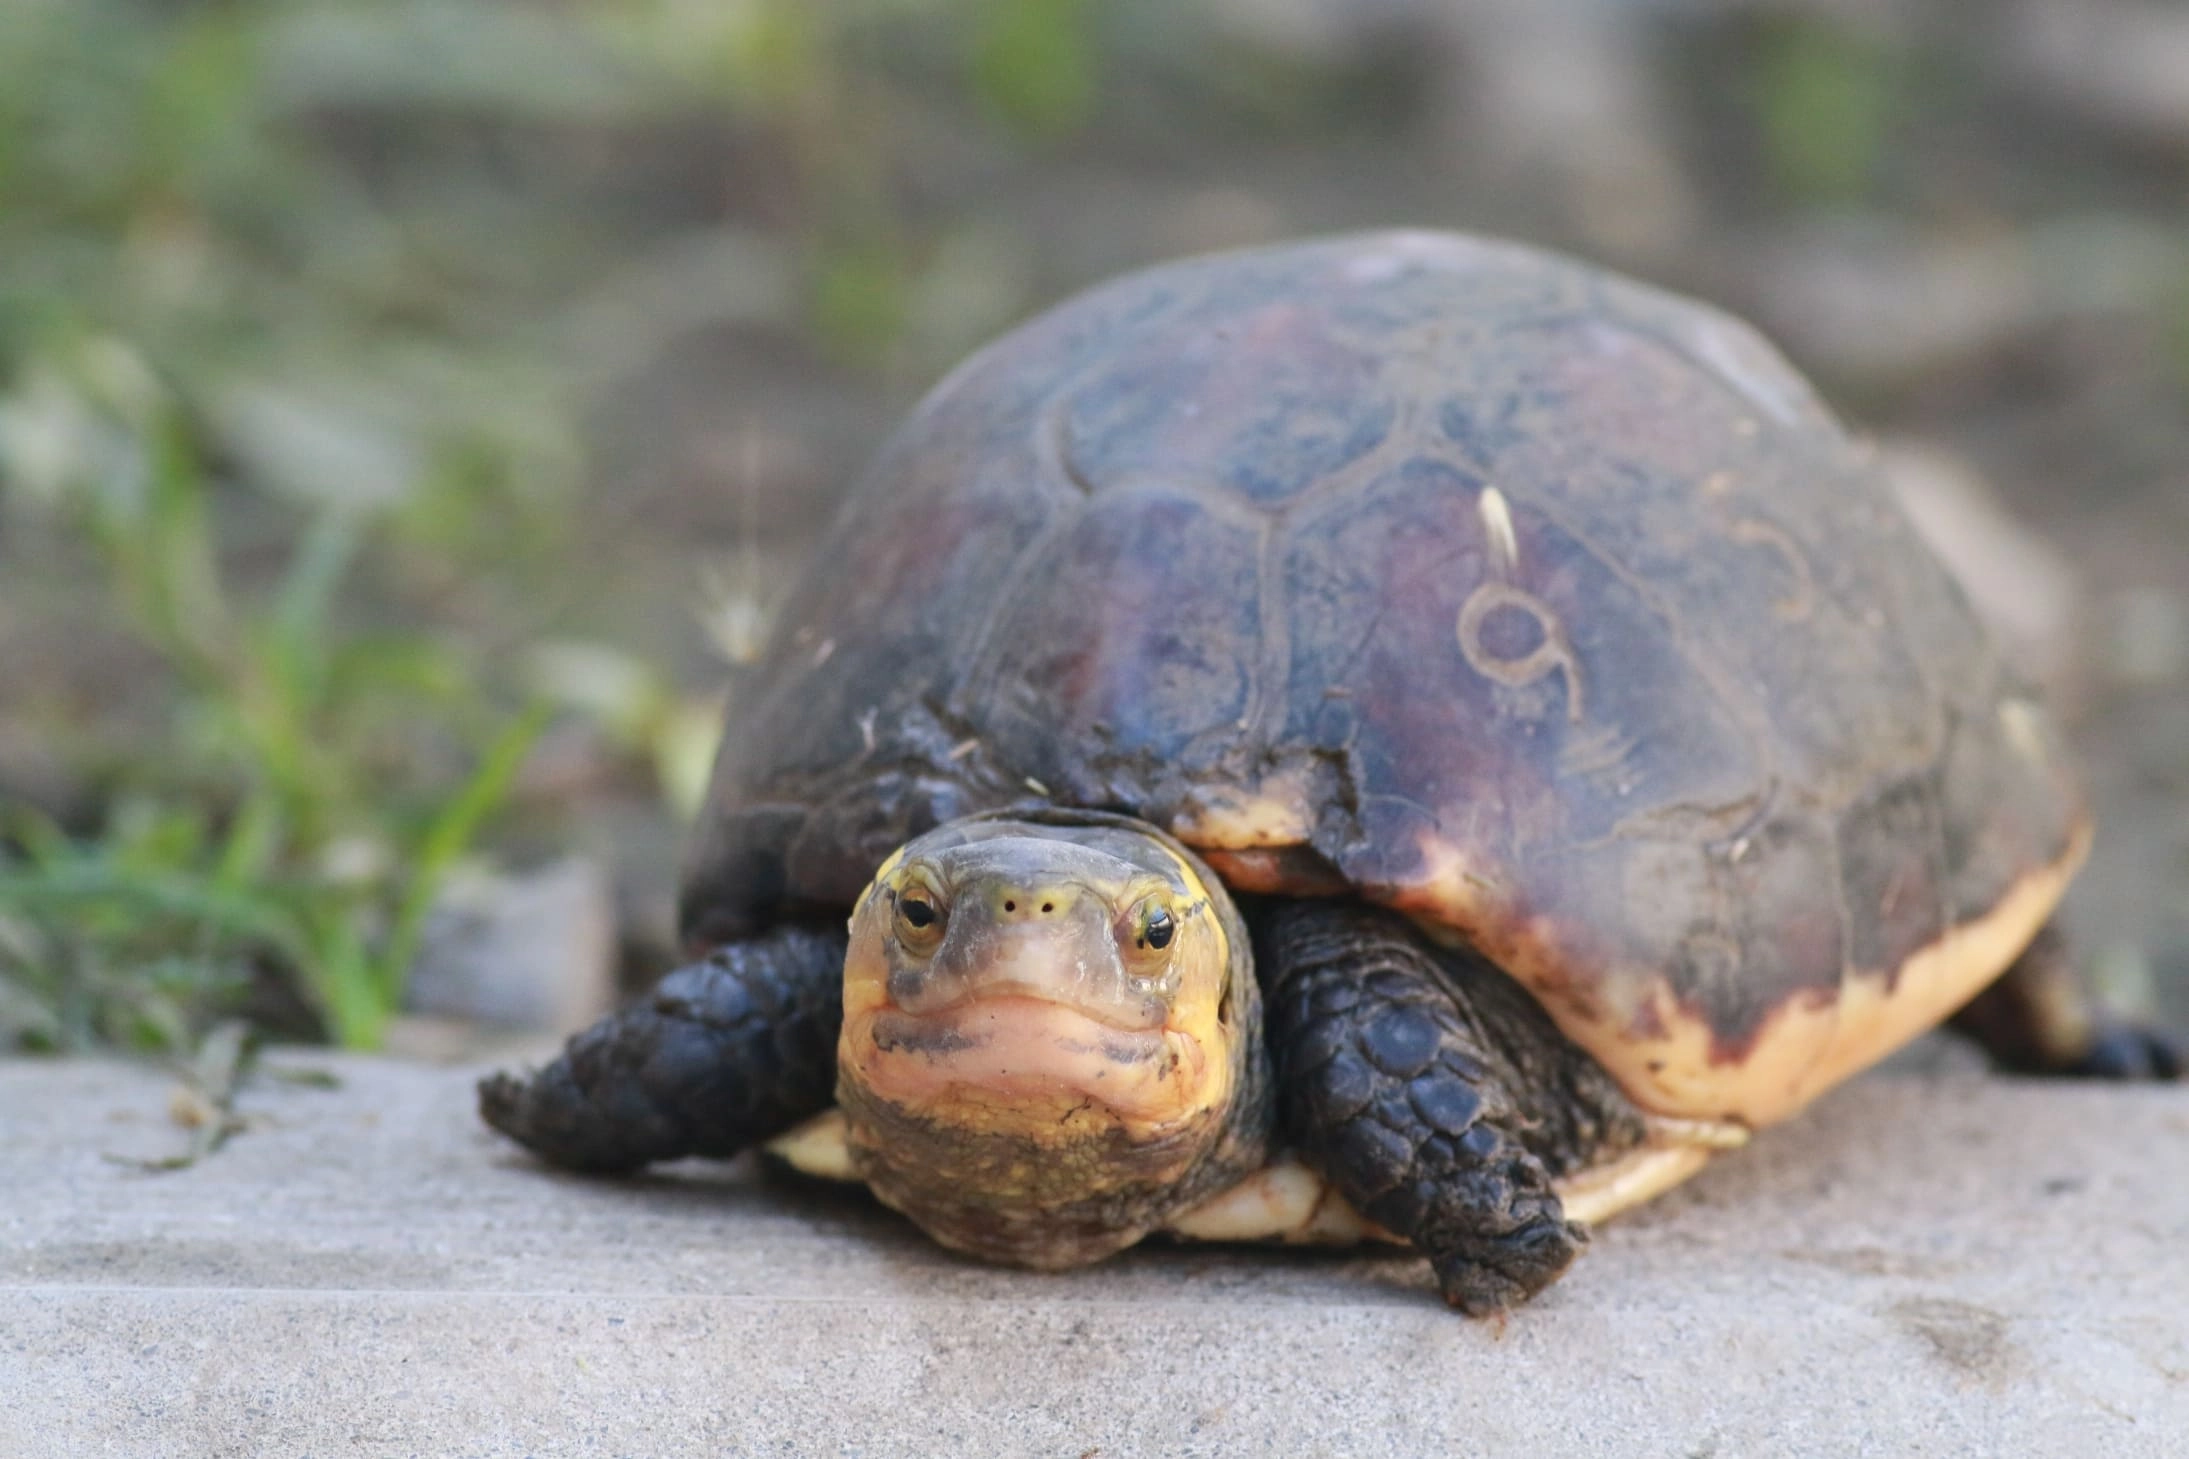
[478,924,846,1173]
[1255,901,1645,1316]
[1950,923,2182,1080]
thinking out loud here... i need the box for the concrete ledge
[3,1054,2186,1456]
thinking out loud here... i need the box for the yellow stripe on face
[1156,843,1228,972]
[870,844,908,883]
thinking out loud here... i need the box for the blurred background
[3,0,2185,1068]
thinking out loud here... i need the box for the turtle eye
[1142,907,1175,950]
[891,875,948,952]
[1121,894,1181,970]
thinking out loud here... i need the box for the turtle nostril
[996,890,1066,918]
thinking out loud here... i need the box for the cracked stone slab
[1,1053,2185,1457]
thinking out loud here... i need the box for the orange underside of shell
[1196,809,2089,1130]
[1486,822,2085,1127]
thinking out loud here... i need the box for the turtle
[479,230,2179,1314]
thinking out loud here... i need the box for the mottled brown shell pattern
[682,231,2086,1126]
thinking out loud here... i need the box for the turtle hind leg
[1950,923,2182,1081]
[1254,900,1649,1316]
[478,923,847,1173]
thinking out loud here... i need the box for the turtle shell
[682,231,2086,1128]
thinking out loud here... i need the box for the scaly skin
[1256,899,1646,1315]
[478,925,846,1172]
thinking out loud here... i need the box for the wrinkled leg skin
[1951,923,2182,1081]
[478,925,847,1173]
[1256,901,1642,1316]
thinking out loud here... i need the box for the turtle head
[837,812,1269,1268]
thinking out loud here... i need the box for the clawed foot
[1431,1208,1588,1317]
[2069,1024,2183,1082]
[476,926,847,1173]
[1259,901,1635,1318]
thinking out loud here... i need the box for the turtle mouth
[845,994,1205,1130]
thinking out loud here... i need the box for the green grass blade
[0,859,314,969]
[267,509,364,714]
[371,700,549,1007]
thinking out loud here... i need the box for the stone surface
[2,1052,2186,1457]
[402,856,620,1034]
[2008,0,2189,149]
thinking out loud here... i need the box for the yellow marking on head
[1141,839,1236,1132]
[1153,841,1221,930]
[845,850,903,938]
